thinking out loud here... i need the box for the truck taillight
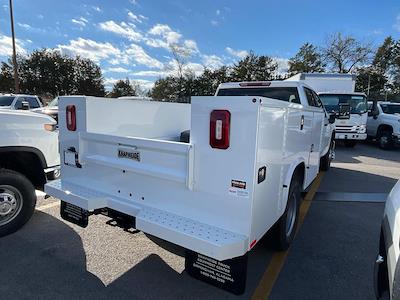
[66,105,76,131]
[210,110,230,149]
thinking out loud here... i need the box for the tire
[344,140,357,148]
[320,140,334,171]
[0,169,37,237]
[273,175,302,251]
[378,131,394,150]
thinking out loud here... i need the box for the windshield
[0,96,15,107]
[47,97,58,107]
[216,87,300,103]
[319,94,368,114]
[380,104,400,115]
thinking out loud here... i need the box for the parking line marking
[36,201,60,211]
[251,172,325,300]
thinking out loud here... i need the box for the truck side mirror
[328,114,336,124]
[21,101,30,110]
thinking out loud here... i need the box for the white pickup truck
[367,101,400,149]
[0,109,59,237]
[45,81,334,294]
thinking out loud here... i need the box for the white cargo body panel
[286,73,356,93]
[46,94,316,261]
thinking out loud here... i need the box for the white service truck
[287,73,368,147]
[0,109,59,237]
[367,101,400,150]
[45,81,335,294]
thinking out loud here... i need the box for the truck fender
[280,159,306,215]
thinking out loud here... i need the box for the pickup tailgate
[79,132,194,189]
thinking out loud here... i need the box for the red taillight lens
[66,105,76,131]
[210,110,230,149]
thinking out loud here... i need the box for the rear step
[45,179,248,261]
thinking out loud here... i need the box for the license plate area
[60,201,89,228]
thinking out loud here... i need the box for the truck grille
[335,125,358,133]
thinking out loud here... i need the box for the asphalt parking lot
[1,141,399,300]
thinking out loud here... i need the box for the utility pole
[9,0,20,93]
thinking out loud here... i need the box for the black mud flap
[60,201,89,228]
[185,250,248,295]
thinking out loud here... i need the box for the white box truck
[45,81,334,294]
[286,73,368,147]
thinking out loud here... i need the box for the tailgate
[78,132,194,189]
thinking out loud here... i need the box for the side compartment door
[303,88,323,182]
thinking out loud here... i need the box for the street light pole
[9,0,20,93]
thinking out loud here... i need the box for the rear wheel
[320,139,334,171]
[378,131,394,150]
[0,169,37,237]
[273,175,301,250]
[344,140,357,148]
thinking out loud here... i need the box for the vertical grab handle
[300,115,304,130]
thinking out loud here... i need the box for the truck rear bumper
[335,133,367,140]
[45,179,248,261]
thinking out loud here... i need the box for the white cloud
[71,17,88,27]
[105,67,130,73]
[134,79,155,90]
[211,20,219,26]
[98,21,142,41]
[58,38,121,62]
[274,57,289,76]
[0,34,26,56]
[125,44,163,69]
[37,14,44,19]
[202,54,223,69]
[132,70,166,77]
[216,10,221,16]
[92,6,101,12]
[17,23,32,30]
[148,24,182,44]
[127,11,147,23]
[226,47,248,59]
[394,14,400,31]
[129,0,138,5]
[183,39,199,54]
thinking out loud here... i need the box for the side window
[312,91,322,107]
[14,98,24,109]
[26,97,40,108]
[304,88,316,106]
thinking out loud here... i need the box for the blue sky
[0,0,399,89]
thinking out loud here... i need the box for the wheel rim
[0,185,23,226]
[380,136,388,147]
[285,194,297,237]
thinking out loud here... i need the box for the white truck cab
[0,94,43,110]
[287,73,368,148]
[45,81,334,294]
[367,101,400,150]
[0,109,59,237]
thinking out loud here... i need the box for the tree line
[0,32,399,101]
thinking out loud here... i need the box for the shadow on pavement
[319,166,398,193]
[0,211,275,300]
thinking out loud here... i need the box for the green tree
[0,49,105,97]
[322,32,372,73]
[0,62,14,92]
[288,43,325,75]
[373,37,395,74]
[108,78,138,98]
[231,51,277,81]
